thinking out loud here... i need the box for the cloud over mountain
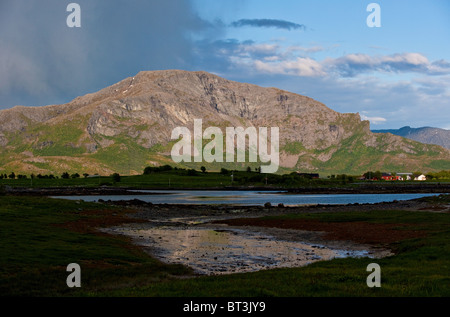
[0,0,212,108]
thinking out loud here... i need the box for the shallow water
[55,190,440,206]
[106,224,377,275]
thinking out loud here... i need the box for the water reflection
[107,225,374,275]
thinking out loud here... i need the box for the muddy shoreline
[99,194,448,275]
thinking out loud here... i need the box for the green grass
[0,196,191,296]
[282,141,306,155]
[0,169,363,189]
[0,194,449,296]
[90,134,151,173]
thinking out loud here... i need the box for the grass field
[0,170,352,189]
[0,194,449,297]
[1,168,449,190]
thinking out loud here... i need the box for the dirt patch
[215,218,428,245]
[55,208,146,234]
[418,205,450,212]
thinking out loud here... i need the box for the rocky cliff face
[0,70,449,175]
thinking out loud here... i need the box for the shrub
[143,165,173,175]
[111,173,121,182]
[187,169,198,176]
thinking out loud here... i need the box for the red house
[381,173,402,181]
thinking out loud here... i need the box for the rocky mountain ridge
[1,70,449,176]
[373,126,450,150]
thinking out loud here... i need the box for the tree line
[0,172,120,182]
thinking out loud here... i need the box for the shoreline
[98,194,449,276]
[3,182,450,196]
[106,194,449,222]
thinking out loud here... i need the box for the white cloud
[222,45,450,80]
[286,45,324,54]
[241,43,279,54]
[254,57,325,77]
[325,53,450,77]
[360,114,387,125]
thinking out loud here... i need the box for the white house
[397,173,412,181]
[414,174,427,181]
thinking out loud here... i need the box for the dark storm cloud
[0,0,213,109]
[230,19,306,31]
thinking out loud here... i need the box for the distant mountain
[1,70,449,176]
[372,126,450,150]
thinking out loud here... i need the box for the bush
[111,173,121,182]
[187,169,198,176]
[143,165,173,175]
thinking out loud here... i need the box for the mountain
[372,126,450,150]
[1,70,449,176]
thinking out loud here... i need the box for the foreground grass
[0,196,192,296]
[0,195,449,296]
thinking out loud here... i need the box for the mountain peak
[373,126,450,149]
[1,71,449,175]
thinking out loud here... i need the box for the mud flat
[103,221,391,276]
[100,198,433,275]
[99,194,450,275]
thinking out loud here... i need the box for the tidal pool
[105,223,384,275]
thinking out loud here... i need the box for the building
[397,173,413,181]
[414,174,427,181]
[381,173,402,181]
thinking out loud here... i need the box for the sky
[1,0,449,130]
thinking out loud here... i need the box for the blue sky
[1,0,449,129]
